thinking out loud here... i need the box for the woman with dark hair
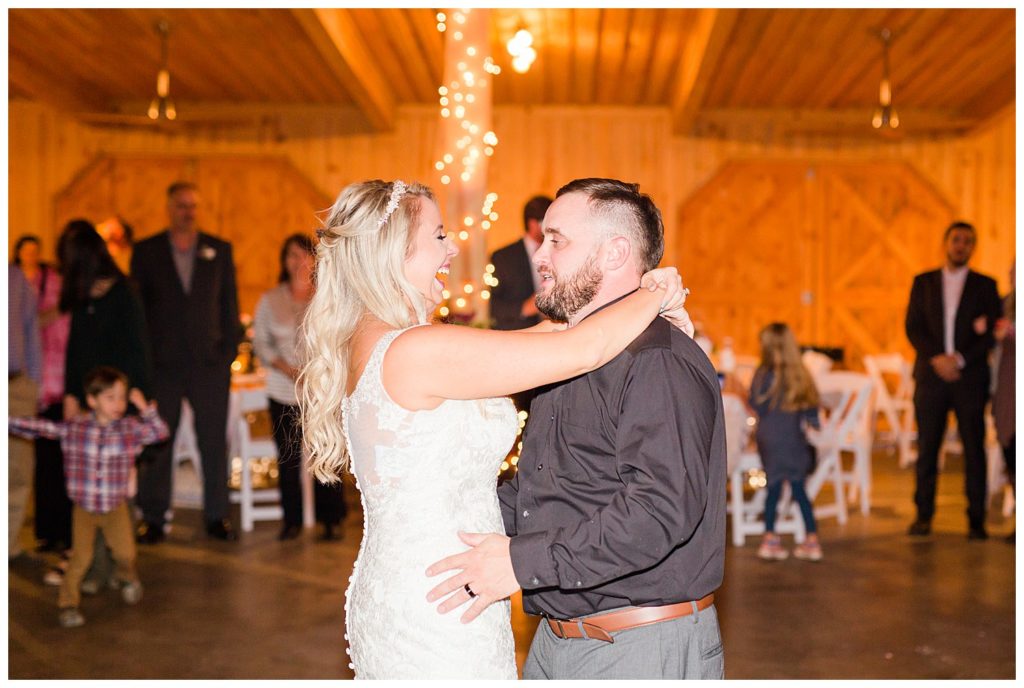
[253,233,346,540]
[12,234,72,553]
[59,220,152,414]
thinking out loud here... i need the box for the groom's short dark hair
[556,178,664,272]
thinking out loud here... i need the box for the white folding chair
[228,388,284,532]
[801,350,834,383]
[724,394,807,546]
[863,353,917,468]
[811,371,874,519]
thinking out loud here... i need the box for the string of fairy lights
[435,9,531,474]
[433,9,503,321]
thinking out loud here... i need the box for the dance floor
[8,450,1016,679]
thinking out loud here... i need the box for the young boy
[8,366,169,627]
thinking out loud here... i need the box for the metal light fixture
[148,20,176,121]
[871,28,898,130]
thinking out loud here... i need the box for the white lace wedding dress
[340,326,519,679]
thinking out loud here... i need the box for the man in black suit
[905,221,1001,539]
[131,182,241,542]
[489,195,552,331]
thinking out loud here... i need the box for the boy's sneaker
[43,567,65,586]
[121,581,143,605]
[59,608,85,628]
[793,540,823,562]
[757,536,789,560]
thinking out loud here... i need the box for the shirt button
[537,464,543,471]
[550,415,555,421]
[575,581,582,588]
[523,510,530,518]
[530,577,539,585]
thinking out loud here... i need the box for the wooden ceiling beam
[693,107,977,139]
[670,8,739,135]
[8,54,110,113]
[290,8,396,131]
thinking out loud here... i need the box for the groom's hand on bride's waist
[425,531,520,623]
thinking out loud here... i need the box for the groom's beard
[535,253,604,323]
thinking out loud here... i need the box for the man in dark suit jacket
[131,181,241,542]
[489,195,552,331]
[905,221,1001,539]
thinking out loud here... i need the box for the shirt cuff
[509,531,558,590]
[953,352,966,369]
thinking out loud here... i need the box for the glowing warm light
[441,108,450,118]
[435,161,445,171]
[467,46,477,56]
[436,12,446,22]
[481,220,491,230]
[455,297,467,308]
[489,212,498,221]
[480,290,490,300]
[464,216,474,226]
[463,284,474,294]
[439,306,450,316]
[443,154,454,164]
[461,172,471,182]
[441,175,451,185]
[458,230,470,240]
[453,31,463,40]
[510,455,519,466]
[439,86,448,96]
[501,461,510,471]
[485,264,495,274]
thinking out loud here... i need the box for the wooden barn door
[676,160,954,368]
[55,155,330,314]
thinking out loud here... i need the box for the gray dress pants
[523,604,724,680]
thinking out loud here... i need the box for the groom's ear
[602,235,633,272]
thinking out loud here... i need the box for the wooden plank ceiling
[8,8,1015,138]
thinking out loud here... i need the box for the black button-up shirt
[498,306,726,619]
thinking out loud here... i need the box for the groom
[427,178,726,679]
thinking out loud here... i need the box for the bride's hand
[640,266,693,336]
[640,266,684,310]
[660,303,695,338]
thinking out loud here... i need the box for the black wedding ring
[464,583,477,598]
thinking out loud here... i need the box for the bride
[299,179,689,679]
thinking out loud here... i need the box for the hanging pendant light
[148,20,176,121]
[871,28,898,130]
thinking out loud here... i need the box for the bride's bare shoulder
[346,321,394,394]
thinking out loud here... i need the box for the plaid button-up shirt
[8,408,169,514]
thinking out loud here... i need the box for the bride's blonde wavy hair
[299,179,436,482]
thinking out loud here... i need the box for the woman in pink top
[13,235,72,552]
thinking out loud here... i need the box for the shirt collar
[942,265,968,279]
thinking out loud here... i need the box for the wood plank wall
[9,100,1015,352]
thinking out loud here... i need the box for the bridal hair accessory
[378,180,408,227]
[464,583,477,598]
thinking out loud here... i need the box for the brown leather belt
[544,594,715,643]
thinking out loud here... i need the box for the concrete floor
[8,451,1016,679]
